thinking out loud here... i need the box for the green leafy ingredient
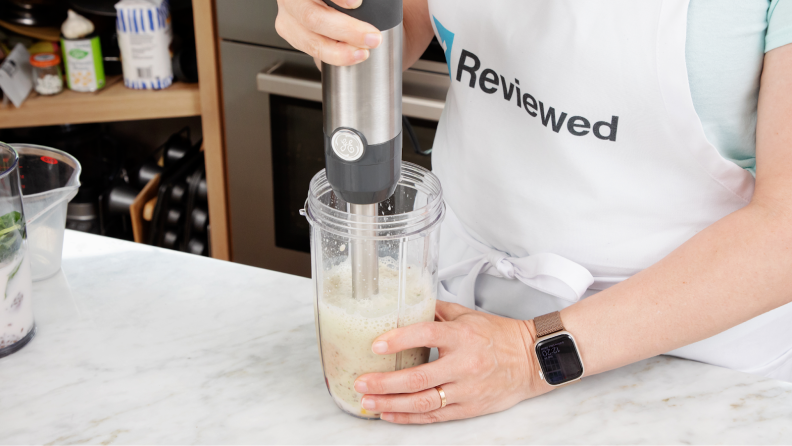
[4,256,22,300]
[0,211,24,265]
[0,211,26,299]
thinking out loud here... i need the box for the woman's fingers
[435,300,473,322]
[381,404,472,425]
[331,0,363,8]
[356,321,462,394]
[275,11,370,66]
[292,0,382,49]
[355,359,454,395]
[360,384,452,414]
[369,321,453,355]
[276,0,382,66]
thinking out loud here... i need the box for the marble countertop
[1,231,791,444]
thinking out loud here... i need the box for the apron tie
[487,251,514,278]
[439,207,596,309]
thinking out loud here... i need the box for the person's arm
[275,0,434,68]
[561,42,792,377]
[353,43,792,424]
[403,0,435,68]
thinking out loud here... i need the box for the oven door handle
[256,62,446,121]
[256,62,323,102]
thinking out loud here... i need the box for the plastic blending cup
[0,142,35,358]
[12,144,81,281]
[302,162,445,419]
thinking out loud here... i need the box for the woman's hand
[275,0,382,66]
[354,301,553,424]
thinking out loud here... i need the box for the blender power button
[331,129,365,162]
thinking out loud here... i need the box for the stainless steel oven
[218,0,449,277]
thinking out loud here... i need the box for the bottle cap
[30,53,61,68]
[61,9,95,39]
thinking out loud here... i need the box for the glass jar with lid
[29,53,64,96]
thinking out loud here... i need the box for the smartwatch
[533,311,585,386]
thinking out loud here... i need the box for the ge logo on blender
[331,130,365,161]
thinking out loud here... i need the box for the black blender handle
[322,0,403,31]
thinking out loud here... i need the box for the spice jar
[30,53,64,96]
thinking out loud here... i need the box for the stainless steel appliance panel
[221,41,315,276]
[216,0,291,50]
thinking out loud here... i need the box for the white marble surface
[0,231,791,444]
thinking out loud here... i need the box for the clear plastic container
[12,144,81,282]
[303,162,445,419]
[0,142,35,358]
[30,52,64,96]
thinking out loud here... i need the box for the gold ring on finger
[435,386,447,408]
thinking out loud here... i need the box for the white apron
[428,0,792,381]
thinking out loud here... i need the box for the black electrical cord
[403,116,432,156]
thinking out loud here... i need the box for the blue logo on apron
[433,16,455,78]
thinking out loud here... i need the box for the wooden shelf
[0,76,201,129]
[0,20,60,41]
[0,0,231,262]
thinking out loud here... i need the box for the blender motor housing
[322,0,403,205]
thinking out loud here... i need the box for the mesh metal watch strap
[534,311,565,337]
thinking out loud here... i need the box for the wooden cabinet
[0,0,231,261]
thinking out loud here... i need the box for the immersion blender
[322,0,403,299]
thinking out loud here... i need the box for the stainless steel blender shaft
[350,203,379,298]
[321,0,404,299]
[329,27,401,299]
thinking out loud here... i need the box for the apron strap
[439,207,600,307]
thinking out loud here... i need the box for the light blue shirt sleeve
[766,0,792,52]
[686,0,768,176]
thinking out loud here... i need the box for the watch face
[535,334,583,386]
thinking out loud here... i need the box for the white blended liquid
[318,258,436,418]
[0,253,34,350]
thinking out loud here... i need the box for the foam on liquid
[318,258,436,418]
